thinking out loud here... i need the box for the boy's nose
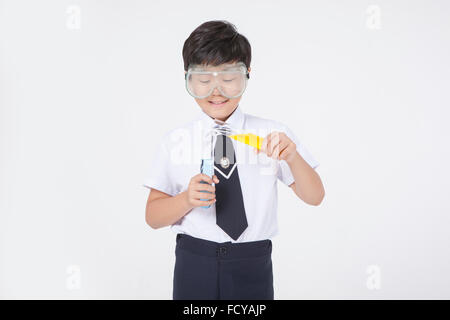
[210,86,222,97]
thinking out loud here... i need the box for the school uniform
[143,105,319,299]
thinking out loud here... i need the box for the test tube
[199,158,215,208]
[199,129,215,209]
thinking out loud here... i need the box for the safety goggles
[185,62,249,99]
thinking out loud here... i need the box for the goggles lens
[186,63,248,99]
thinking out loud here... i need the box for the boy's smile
[196,93,239,122]
[208,98,229,106]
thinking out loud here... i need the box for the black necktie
[214,134,248,240]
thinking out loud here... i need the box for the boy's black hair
[182,20,251,75]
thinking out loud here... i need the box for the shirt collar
[196,104,245,131]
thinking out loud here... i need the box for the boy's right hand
[184,173,220,208]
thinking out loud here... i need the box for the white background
[1,0,450,299]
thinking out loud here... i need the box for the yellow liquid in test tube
[228,133,263,150]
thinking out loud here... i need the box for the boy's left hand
[255,131,298,163]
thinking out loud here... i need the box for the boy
[143,20,325,300]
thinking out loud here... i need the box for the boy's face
[186,63,251,122]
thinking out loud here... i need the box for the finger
[271,143,281,159]
[194,183,215,193]
[265,132,280,156]
[280,144,296,161]
[261,135,271,154]
[279,145,293,161]
[267,132,282,156]
[196,173,213,184]
[266,136,276,157]
[192,198,216,207]
[212,175,220,184]
[193,190,215,200]
[268,138,281,158]
[272,140,288,159]
[277,142,290,160]
[198,184,216,193]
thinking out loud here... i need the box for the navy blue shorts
[173,233,274,300]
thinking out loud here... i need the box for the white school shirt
[143,105,319,243]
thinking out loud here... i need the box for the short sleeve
[277,124,320,187]
[143,139,178,196]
